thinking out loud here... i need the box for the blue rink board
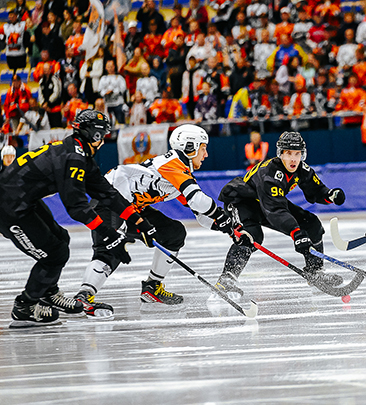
[43,162,366,226]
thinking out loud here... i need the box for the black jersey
[219,157,332,235]
[0,136,130,233]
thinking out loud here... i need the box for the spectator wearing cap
[3,74,32,133]
[0,9,28,72]
[141,19,165,63]
[124,20,144,61]
[185,0,209,34]
[136,0,166,36]
[273,7,294,45]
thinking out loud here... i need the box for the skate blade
[86,309,114,319]
[140,301,186,313]
[59,311,87,318]
[9,319,62,328]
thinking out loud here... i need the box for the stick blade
[244,300,258,318]
[330,217,348,251]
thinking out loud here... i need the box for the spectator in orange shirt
[335,72,366,125]
[161,16,185,55]
[62,83,89,128]
[273,7,294,45]
[353,47,366,88]
[32,49,61,82]
[244,131,269,171]
[3,74,32,133]
[123,47,148,96]
[141,19,165,63]
[65,17,84,59]
[149,88,183,123]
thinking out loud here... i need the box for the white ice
[1,213,366,405]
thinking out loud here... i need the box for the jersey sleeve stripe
[120,205,137,220]
[185,189,200,203]
[179,178,197,193]
[86,215,103,230]
[202,200,217,217]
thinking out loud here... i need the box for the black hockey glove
[292,229,312,254]
[328,188,345,206]
[137,219,158,248]
[104,230,134,264]
[232,225,254,247]
[211,207,233,235]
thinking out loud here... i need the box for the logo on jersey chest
[133,191,169,208]
[274,170,284,181]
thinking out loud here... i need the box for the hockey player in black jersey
[214,131,346,297]
[0,109,145,327]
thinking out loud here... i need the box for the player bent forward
[214,131,346,296]
[0,110,139,328]
[74,124,233,317]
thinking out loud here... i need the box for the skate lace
[51,291,76,309]
[155,283,173,297]
[33,303,53,321]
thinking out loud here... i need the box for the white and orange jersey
[105,150,217,227]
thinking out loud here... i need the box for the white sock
[148,249,178,282]
[80,260,112,294]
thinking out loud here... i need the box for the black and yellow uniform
[218,156,339,281]
[0,135,131,300]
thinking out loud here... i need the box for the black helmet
[72,109,111,143]
[276,131,307,160]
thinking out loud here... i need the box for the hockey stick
[152,240,258,318]
[310,247,366,280]
[330,217,366,251]
[252,241,363,297]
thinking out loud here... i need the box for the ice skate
[140,280,184,311]
[208,273,244,302]
[43,288,84,317]
[10,295,61,328]
[75,290,114,318]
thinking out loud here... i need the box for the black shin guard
[222,244,253,279]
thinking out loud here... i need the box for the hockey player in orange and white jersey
[75,124,233,317]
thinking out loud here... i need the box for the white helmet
[169,124,209,159]
[1,145,16,160]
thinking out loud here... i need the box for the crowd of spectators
[1,0,366,145]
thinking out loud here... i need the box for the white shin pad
[81,260,113,294]
[149,248,178,281]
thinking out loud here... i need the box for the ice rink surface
[1,213,366,405]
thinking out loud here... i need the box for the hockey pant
[0,200,70,300]
[82,204,187,293]
[222,199,325,278]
